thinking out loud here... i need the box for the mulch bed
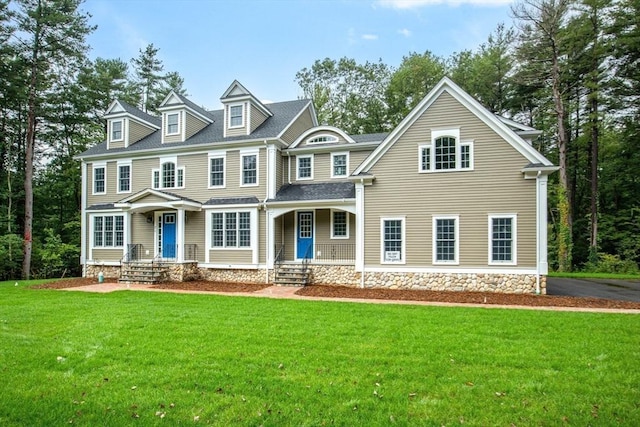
[31,278,640,310]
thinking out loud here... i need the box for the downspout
[536,170,542,295]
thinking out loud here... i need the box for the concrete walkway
[61,282,640,314]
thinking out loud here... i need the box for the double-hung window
[241,152,258,186]
[93,215,124,248]
[152,159,184,189]
[489,215,517,264]
[93,164,106,194]
[111,120,123,141]
[117,162,131,193]
[331,153,348,178]
[209,154,225,188]
[229,105,243,127]
[419,129,473,172]
[381,217,405,263]
[297,155,313,180]
[433,215,459,264]
[167,113,179,135]
[331,210,349,239]
[211,212,251,248]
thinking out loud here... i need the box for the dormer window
[229,105,244,128]
[167,113,179,135]
[308,134,339,144]
[111,120,123,141]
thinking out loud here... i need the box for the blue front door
[162,213,176,258]
[296,211,314,259]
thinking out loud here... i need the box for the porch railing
[314,243,355,263]
[274,244,285,269]
[155,244,198,261]
[184,244,197,261]
[122,244,142,263]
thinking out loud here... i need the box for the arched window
[307,134,339,144]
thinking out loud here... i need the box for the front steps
[274,264,310,286]
[119,262,168,284]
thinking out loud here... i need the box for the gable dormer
[220,80,273,138]
[103,100,160,150]
[157,91,214,144]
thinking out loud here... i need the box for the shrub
[583,253,640,274]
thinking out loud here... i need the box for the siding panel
[281,107,314,145]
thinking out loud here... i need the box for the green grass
[549,271,640,280]
[1,281,639,426]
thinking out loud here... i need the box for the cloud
[375,0,513,8]
[362,34,379,40]
[398,28,412,37]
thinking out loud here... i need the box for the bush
[583,253,640,275]
[34,228,80,279]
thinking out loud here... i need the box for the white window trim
[330,210,350,239]
[240,150,259,187]
[92,163,106,195]
[331,152,350,178]
[432,215,460,265]
[307,134,339,144]
[116,160,132,194]
[209,209,255,250]
[419,128,475,174]
[380,216,406,265]
[152,157,185,189]
[110,119,124,142]
[165,112,180,136]
[208,152,226,189]
[296,154,314,181]
[229,104,244,129]
[488,214,517,266]
[418,144,431,173]
[90,213,125,249]
[460,140,474,170]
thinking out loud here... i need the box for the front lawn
[1,281,639,425]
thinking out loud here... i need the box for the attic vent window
[230,105,244,127]
[307,135,339,144]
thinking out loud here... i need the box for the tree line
[1,0,638,280]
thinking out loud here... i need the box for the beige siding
[314,210,355,246]
[250,104,268,133]
[275,149,284,190]
[185,112,207,139]
[225,103,248,137]
[87,161,119,207]
[364,91,536,268]
[129,120,155,145]
[291,150,373,183]
[91,248,122,262]
[258,210,266,264]
[109,140,125,150]
[349,150,372,173]
[185,210,205,262]
[280,106,314,145]
[208,249,253,264]
[283,212,295,260]
[163,111,183,143]
[132,158,156,193]
[130,213,155,256]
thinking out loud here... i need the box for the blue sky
[84,0,514,109]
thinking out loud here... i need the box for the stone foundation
[199,267,266,284]
[307,264,361,287]
[165,262,200,282]
[86,264,121,279]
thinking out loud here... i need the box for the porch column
[266,208,275,268]
[124,211,132,260]
[176,209,185,262]
[537,175,549,275]
[355,182,365,272]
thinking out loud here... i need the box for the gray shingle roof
[87,203,116,210]
[169,94,216,121]
[269,182,355,202]
[78,99,311,158]
[350,133,388,143]
[115,100,161,127]
[204,196,260,205]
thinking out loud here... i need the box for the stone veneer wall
[86,264,121,279]
[199,267,267,284]
[308,265,546,294]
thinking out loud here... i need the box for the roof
[350,133,388,143]
[78,99,311,159]
[203,196,260,205]
[107,100,161,128]
[269,182,355,202]
[87,203,116,210]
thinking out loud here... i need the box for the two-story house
[77,77,557,294]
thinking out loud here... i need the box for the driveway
[547,277,640,302]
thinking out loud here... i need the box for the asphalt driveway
[547,277,640,302]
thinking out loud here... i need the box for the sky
[83,0,514,109]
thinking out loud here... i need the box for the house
[77,77,557,294]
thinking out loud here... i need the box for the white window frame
[152,157,185,190]
[307,134,339,144]
[296,154,314,181]
[419,129,474,173]
[90,214,125,249]
[432,215,460,265]
[208,152,226,189]
[229,104,244,128]
[380,217,405,264]
[488,214,517,265]
[110,119,123,142]
[92,163,106,195]
[210,210,253,250]
[331,210,349,239]
[240,150,259,187]
[331,152,349,178]
[117,160,132,194]
[166,112,180,135]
